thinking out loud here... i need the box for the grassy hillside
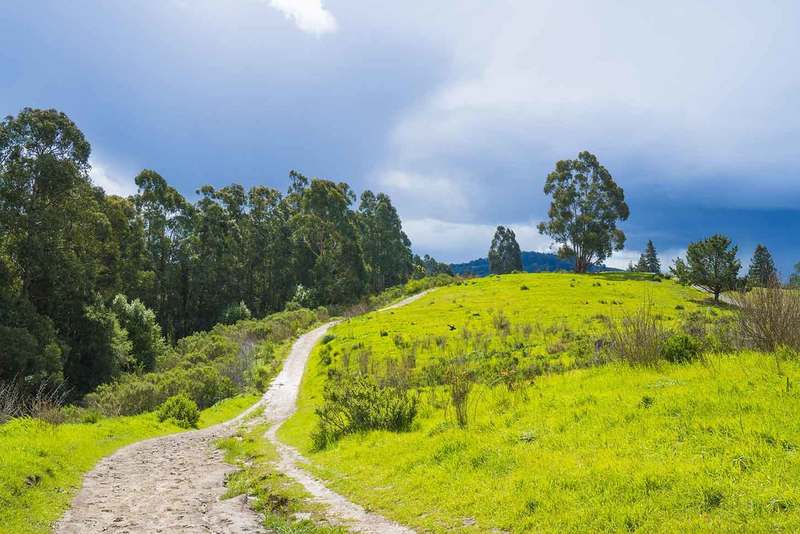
[279,273,800,532]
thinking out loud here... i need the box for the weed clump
[157,394,199,428]
[733,283,800,352]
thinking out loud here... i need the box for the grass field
[0,393,259,534]
[279,272,800,532]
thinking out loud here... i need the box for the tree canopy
[0,107,418,395]
[488,226,523,275]
[671,234,741,302]
[746,244,777,288]
[537,151,629,273]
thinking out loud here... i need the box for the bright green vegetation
[279,273,800,532]
[217,419,346,534]
[0,393,258,534]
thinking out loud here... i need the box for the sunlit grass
[279,272,800,532]
[0,393,259,534]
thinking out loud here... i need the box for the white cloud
[89,160,137,197]
[268,0,337,35]
[375,2,800,210]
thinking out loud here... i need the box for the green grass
[217,419,346,534]
[279,272,800,532]
[0,393,259,534]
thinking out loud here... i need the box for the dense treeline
[0,108,434,396]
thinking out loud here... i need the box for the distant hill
[450,251,616,276]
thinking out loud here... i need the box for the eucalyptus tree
[488,226,523,274]
[537,151,629,273]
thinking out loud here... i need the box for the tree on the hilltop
[633,240,660,273]
[643,240,660,273]
[671,234,741,303]
[746,244,777,288]
[488,226,523,275]
[537,151,629,273]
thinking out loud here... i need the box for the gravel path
[55,291,430,534]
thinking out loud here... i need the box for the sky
[2,1,798,275]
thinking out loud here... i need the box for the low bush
[157,394,199,428]
[312,373,418,449]
[607,300,666,366]
[662,334,703,363]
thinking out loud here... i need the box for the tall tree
[243,186,294,315]
[746,244,777,288]
[643,240,660,273]
[671,234,741,303]
[537,151,629,273]
[634,240,660,273]
[291,179,366,305]
[358,191,413,292]
[133,169,191,337]
[488,226,523,274]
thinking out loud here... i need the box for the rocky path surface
[55,291,430,534]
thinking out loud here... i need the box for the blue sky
[2,1,798,275]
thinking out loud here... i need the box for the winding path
[55,291,430,534]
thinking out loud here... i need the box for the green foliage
[85,308,321,416]
[662,333,703,363]
[412,254,453,278]
[312,373,418,449]
[358,190,413,292]
[1,106,418,398]
[634,240,661,274]
[671,234,741,302]
[220,300,252,325]
[111,294,166,371]
[488,225,523,275]
[747,244,778,288]
[66,297,132,394]
[537,151,630,273]
[157,394,200,428]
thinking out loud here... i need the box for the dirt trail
[261,290,433,534]
[55,291,430,534]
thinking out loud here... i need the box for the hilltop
[450,250,616,276]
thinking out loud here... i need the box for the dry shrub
[0,380,67,424]
[607,299,667,366]
[733,282,800,352]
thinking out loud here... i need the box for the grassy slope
[280,273,800,532]
[0,393,259,534]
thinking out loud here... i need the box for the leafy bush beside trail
[157,394,200,428]
[85,308,324,416]
[312,372,418,450]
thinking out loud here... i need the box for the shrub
[662,334,703,363]
[733,284,800,352]
[220,301,252,325]
[111,294,166,371]
[607,300,666,366]
[312,373,417,449]
[157,394,199,428]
